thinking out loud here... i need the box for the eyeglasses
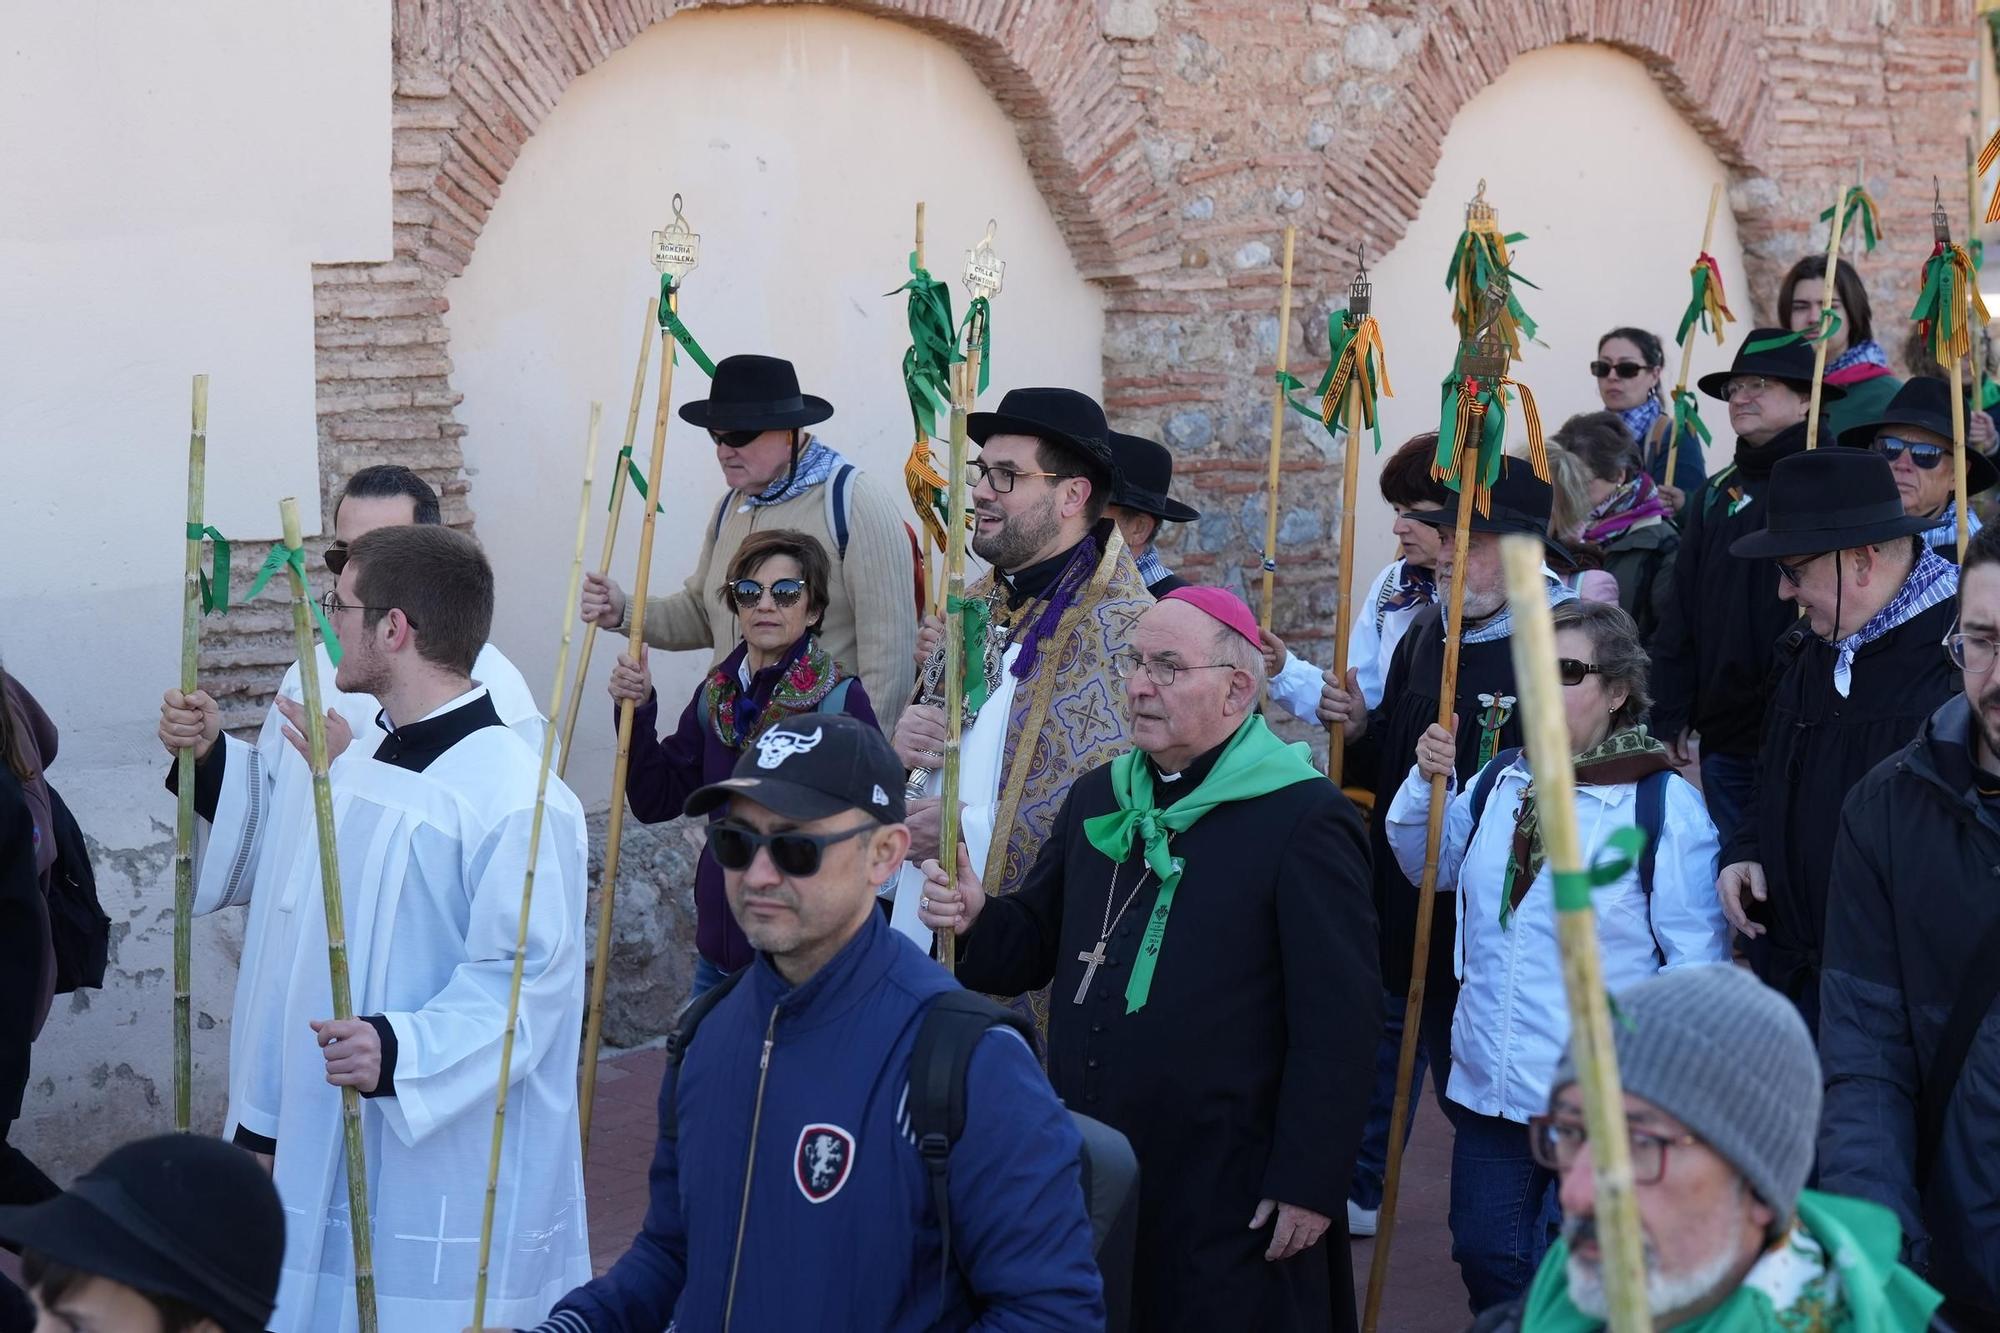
[1874,435,1948,470]
[968,459,1078,495]
[1775,551,1831,589]
[708,818,877,876]
[1945,625,2000,674]
[325,541,350,576]
[1589,360,1650,380]
[318,592,412,626]
[729,577,807,611]
[1527,1115,1701,1186]
[1723,376,1787,401]
[710,428,763,449]
[1557,658,1602,687]
[1113,649,1237,687]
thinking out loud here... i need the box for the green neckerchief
[1517,1190,1942,1332]
[1081,713,1322,1013]
[1498,727,1672,927]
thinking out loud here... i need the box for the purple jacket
[620,635,877,971]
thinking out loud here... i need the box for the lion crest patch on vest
[794,1123,855,1203]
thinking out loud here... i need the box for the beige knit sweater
[637,464,920,734]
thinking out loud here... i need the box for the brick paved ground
[583,1044,1469,1332]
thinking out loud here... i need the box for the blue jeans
[1349,985,1453,1210]
[690,954,734,1001]
[1698,749,1758,855]
[1445,1103,1559,1313]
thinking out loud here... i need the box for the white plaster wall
[1344,43,1749,601]
[446,6,1106,808]
[3,1,391,1175]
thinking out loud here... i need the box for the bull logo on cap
[754,725,823,770]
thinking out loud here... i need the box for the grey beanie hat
[1550,964,1820,1218]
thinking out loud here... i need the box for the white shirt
[1266,559,1430,719]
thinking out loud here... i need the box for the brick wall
[195,0,1978,730]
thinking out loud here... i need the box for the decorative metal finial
[1459,277,1509,377]
[1348,241,1372,320]
[1934,177,1952,245]
[965,219,1006,300]
[651,193,701,284]
[1465,178,1496,230]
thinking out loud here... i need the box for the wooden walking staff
[1326,248,1392,784]
[1914,181,1990,562]
[1970,134,1989,428]
[1662,184,1734,491]
[933,221,1005,974]
[278,495,378,1333]
[1258,226,1298,631]
[580,197,700,1153]
[1803,184,1851,449]
[472,404,599,1333]
[1498,533,1655,1332]
[173,373,210,1132]
[557,297,657,779]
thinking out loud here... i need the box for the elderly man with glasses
[1835,375,2000,563]
[1468,964,1945,1331]
[1647,329,1848,854]
[1716,448,1959,1038]
[1820,520,2000,1327]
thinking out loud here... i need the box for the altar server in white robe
[158,466,547,1162]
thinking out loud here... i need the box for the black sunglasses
[1557,658,1602,687]
[710,428,763,449]
[1589,360,1651,380]
[325,541,349,576]
[730,577,806,610]
[708,818,876,876]
[1874,435,1947,470]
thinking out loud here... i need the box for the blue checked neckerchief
[744,435,844,509]
[1134,545,1172,588]
[1618,396,1664,454]
[1923,502,1984,552]
[1827,339,1890,377]
[1833,547,1958,697]
[1459,570,1577,645]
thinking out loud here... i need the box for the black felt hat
[0,1134,285,1333]
[678,354,834,432]
[1835,375,1999,495]
[967,387,1115,476]
[1728,449,1935,559]
[1107,432,1200,523]
[1696,328,1849,403]
[1404,456,1569,558]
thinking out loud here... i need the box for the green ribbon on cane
[889,253,957,441]
[1670,388,1712,447]
[186,523,231,614]
[657,277,717,376]
[943,593,991,716]
[613,444,664,515]
[1744,308,1842,355]
[959,297,992,395]
[1549,826,1649,913]
[243,544,343,666]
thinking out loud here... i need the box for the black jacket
[1727,592,1960,1022]
[1649,421,1821,756]
[1822,695,2000,1318]
[1597,520,1678,646]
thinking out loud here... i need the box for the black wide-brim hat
[968,387,1116,476]
[1107,431,1200,523]
[679,353,834,432]
[1729,448,1936,559]
[0,1135,285,1333]
[1696,327,1849,403]
[1405,456,1569,560]
[1835,374,1999,495]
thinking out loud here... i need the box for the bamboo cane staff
[1498,534,1654,1333]
[1325,251,1391,785]
[1914,184,1990,563]
[933,221,1005,975]
[174,373,209,1132]
[1804,185,1851,449]
[895,201,956,622]
[1661,185,1730,492]
[1970,135,1989,430]
[472,403,598,1333]
[1258,227,1298,631]
[918,203,939,617]
[557,299,657,779]
[580,197,701,1153]
[278,495,378,1333]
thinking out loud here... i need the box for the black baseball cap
[684,713,906,824]
[0,1134,285,1333]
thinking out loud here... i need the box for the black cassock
[954,744,1380,1333]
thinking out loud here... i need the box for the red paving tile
[583,1046,1468,1329]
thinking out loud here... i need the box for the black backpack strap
[711,493,734,546]
[1468,747,1523,828]
[908,989,1034,1314]
[1635,768,1670,898]
[825,463,855,559]
[660,967,748,1141]
[1918,910,2000,1186]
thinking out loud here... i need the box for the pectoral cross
[1073,940,1109,1004]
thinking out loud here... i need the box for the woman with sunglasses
[1836,376,1998,562]
[607,529,877,997]
[1383,600,1727,1311]
[1776,253,1901,439]
[1590,327,1704,506]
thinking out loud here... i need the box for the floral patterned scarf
[702,634,845,748]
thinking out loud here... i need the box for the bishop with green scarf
[920,586,1381,1333]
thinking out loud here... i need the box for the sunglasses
[1874,435,1947,470]
[708,818,876,876]
[1589,360,1651,380]
[325,541,349,576]
[710,428,763,449]
[730,577,806,610]
[1557,658,1602,687]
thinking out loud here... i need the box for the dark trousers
[1698,748,1758,855]
[1444,1104,1558,1314]
[1350,981,1455,1209]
